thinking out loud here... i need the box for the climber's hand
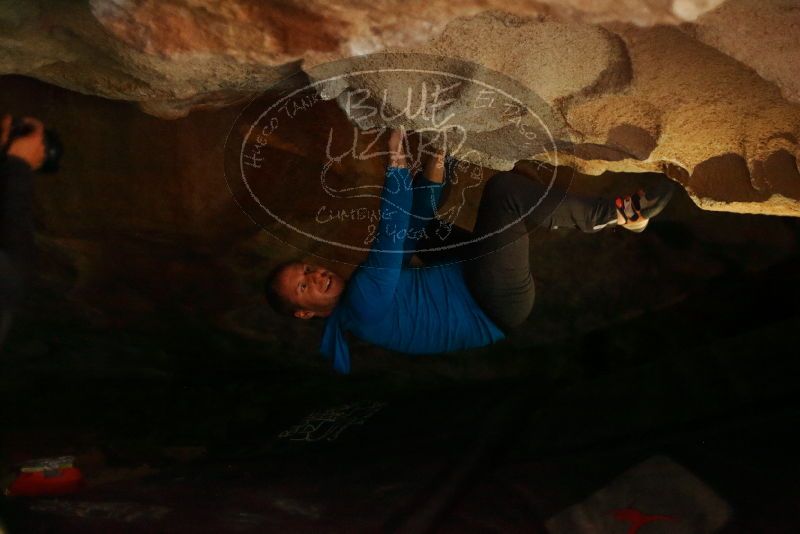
[387,127,408,168]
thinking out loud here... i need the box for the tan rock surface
[565,24,800,215]
[0,0,727,117]
[1,0,798,215]
[317,11,800,215]
[691,0,800,105]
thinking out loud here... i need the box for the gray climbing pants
[420,171,617,331]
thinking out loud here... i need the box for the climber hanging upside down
[264,129,675,374]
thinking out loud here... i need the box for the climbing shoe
[615,180,677,233]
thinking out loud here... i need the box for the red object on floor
[6,466,84,497]
[613,508,677,534]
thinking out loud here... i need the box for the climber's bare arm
[387,128,408,168]
[423,148,445,184]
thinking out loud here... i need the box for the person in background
[1,114,47,349]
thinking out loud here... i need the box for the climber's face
[275,262,345,319]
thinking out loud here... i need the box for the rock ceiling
[1,0,798,214]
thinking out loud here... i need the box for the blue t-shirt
[320,167,505,374]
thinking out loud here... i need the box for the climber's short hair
[264,260,299,317]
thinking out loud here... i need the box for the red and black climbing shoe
[615,180,677,233]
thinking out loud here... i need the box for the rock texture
[1,0,798,216]
[691,0,800,106]
[317,10,800,215]
[565,23,800,215]
[0,0,730,117]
